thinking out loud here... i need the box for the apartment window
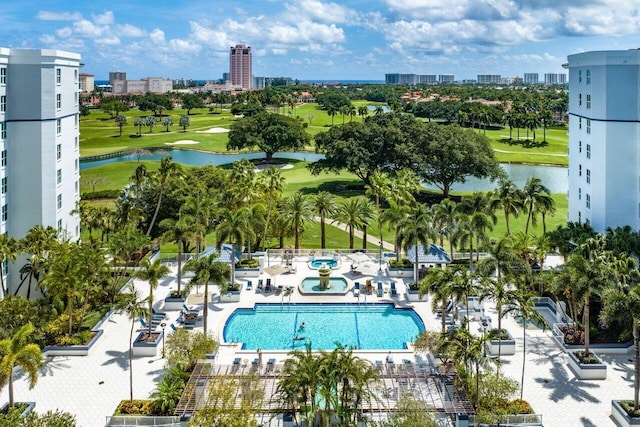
[0,96,5,112]
[75,115,78,127]
[579,141,582,153]
[75,225,79,238]
[586,69,591,84]
[586,144,591,159]
[56,94,61,110]
[579,164,582,176]
[2,205,7,221]
[75,92,78,107]
[56,144,61,160]
[586,94,591,109]
[586,119,591,134]
[57,194,62,210]
[578,211,582,223]
[578,187,582,200]
[56,169,62,185]
[74,69,78,82]
[579,70,582,83]
[74,137,78,149]
[0,67,5,85]
[1,150,6,167]
[579,93,582,106]
[56,68,61,84]
[1,122,5,139]
[74,180,78,194]
[1,178,6,195]
[586,169,591,184]
[56,119,61,134]
[57,219,62,232]
[586,194,591,209]
[1,260,6,277]
[74,159,78,171]
[579,117,582,129]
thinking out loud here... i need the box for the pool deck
[0,254,636,426]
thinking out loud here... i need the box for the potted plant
[406,282,424,302]
[235,258,261,278]
[387,258,414,277]
[163,289,187,311]
[219,282,242,303]
[567,350,606,380]
[485,328,516,356]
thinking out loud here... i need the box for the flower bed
[612,400,640,426]
[567,351,607,380]
[132,331,162,357]
[485,329,516,356]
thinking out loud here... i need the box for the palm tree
[356,198,375,250]
[397,204,434,285]
[184,254,230,336]
[115,282,148,401]
[0,323,43,407]
[215,208,249,286]
[15,225,58,298]
[326,105,337,125]
[357,105,368,118]
[134,259,170,336]
[159,217,193,296]
[333,197,368,250]
[432,199,459,258]
[479,276,520,365]
[180,195,212,257]
[0,233,18,296]
[380,201,407,258]
[278,192,314,250]
[115,114,127,137]
[522,177,554,234]
[146,156,182,236]
[490,179,525,235]
[312,191,337,249]
[162,116,173,132]
[258,167,285,250]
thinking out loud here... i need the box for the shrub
[115,399,153,416]
[44,312,91,346]
[236,259,259,268]
[81,189,120,200]
[620,400,640,418]
[488,328,511,341]
[574,350,601,364]
[408,282,420,291]
[506,398,533,414]
[168,290,187,299]
[388,258,413,268]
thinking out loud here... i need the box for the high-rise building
[477,74,501,84]
[438,74,455,84]
[524,73,539,84]
[229,45,252,90]
[109,71,126,86]
[544,73,567,85]
[0,48,80,296]
[566,49,640,232]
[79,73,94,92]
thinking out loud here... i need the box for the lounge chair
[182,304,199,314]
[377,282,383,297]
[246,280,253,291]
[138,318,155,330]
[390,282,397,297]
[152,308,167,318]
[436,301,453,317]
[265,279,272,293]
[233,357,241,365]
[354,282,360,297]
[252,358,260,366]
[256,279,264,293]
[170,323,178,332]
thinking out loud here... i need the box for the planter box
[486,331,516,356]
[387,267,414,278]
[132,331,162,357]
[43,329,104,357]
[235,267,260,278]
[0,402,35,417]
[568,351,607,380]
[219,288,241,303]
[406,289,424,302]
[162,296,186,311]
[612,400,640,426]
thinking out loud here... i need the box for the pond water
[80,149,567,193]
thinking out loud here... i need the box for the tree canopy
[227,112,310,160]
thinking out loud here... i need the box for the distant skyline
[2,1,640,81]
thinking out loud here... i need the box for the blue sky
[2,0,640,81]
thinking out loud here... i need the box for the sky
[2,0,640,81]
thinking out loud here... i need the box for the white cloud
[118,24,147,38]
[36,11,83,21]
[285,0,357,24]
[150,29,166,44]
[95,36,121,46]
[92,11,114,26]
[55,27,73,39]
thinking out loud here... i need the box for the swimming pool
[223,303,425,350]
[299,277,349,295]
[309,259,339,269]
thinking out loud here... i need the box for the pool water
[300,277,348,293]
[223,303,425,350]
[309,259,339,269]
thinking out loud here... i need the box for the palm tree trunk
[521,319,526,400]
[129,319,135,401]
[362,226,367,250]
[634,319,639,411]
[67,296,74,336]
[203,281,208,336]
[146,187,165,236]
[8,374,14,407]
[320,215,326,249]
[584,298,590,356]
[177,245,183,294]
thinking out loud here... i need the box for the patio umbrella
[263,264,290,286]
[347,252,370,263]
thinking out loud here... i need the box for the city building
[0,48,81,296]
[222,72,230,83]
[79,73,94,93]
[477,74,501,84]
[438,74,455,84]
[566,49,640,232]
[544,73,567,85]
[524,73,539,84]
[112,77,173,94]
[229,45,252,90]
[109,71,126,86]
[253,76,265,90]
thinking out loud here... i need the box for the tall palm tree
[432,199,459,258]
[184,254,230,336]
[312,191,337,249]
[397,204,434,285]
[146,156,182,236]
[215,208,250,286]
[326,105,337,125]
[15,225,58,298]
[0,322,43,407]
[380,201,408,258]
[0,233,18,296]
[356,198,375,250]
[180,195,212,257]
[490,179,525,235]
[479,276,520,365]
[115,282,148,401]
[159,217,193,296]
[134,259,170,336]
[522,177,554,234]
[278,193,314,250]
[258,167,285,250]
[333,197,368,250]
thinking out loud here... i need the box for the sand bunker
[165,140,199,145]
[255,163,294,172]
[197,127,230,134]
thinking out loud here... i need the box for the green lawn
[485,126,568,166]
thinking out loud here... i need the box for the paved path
[316,217,395,251]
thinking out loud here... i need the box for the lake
[80,150,567,193]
